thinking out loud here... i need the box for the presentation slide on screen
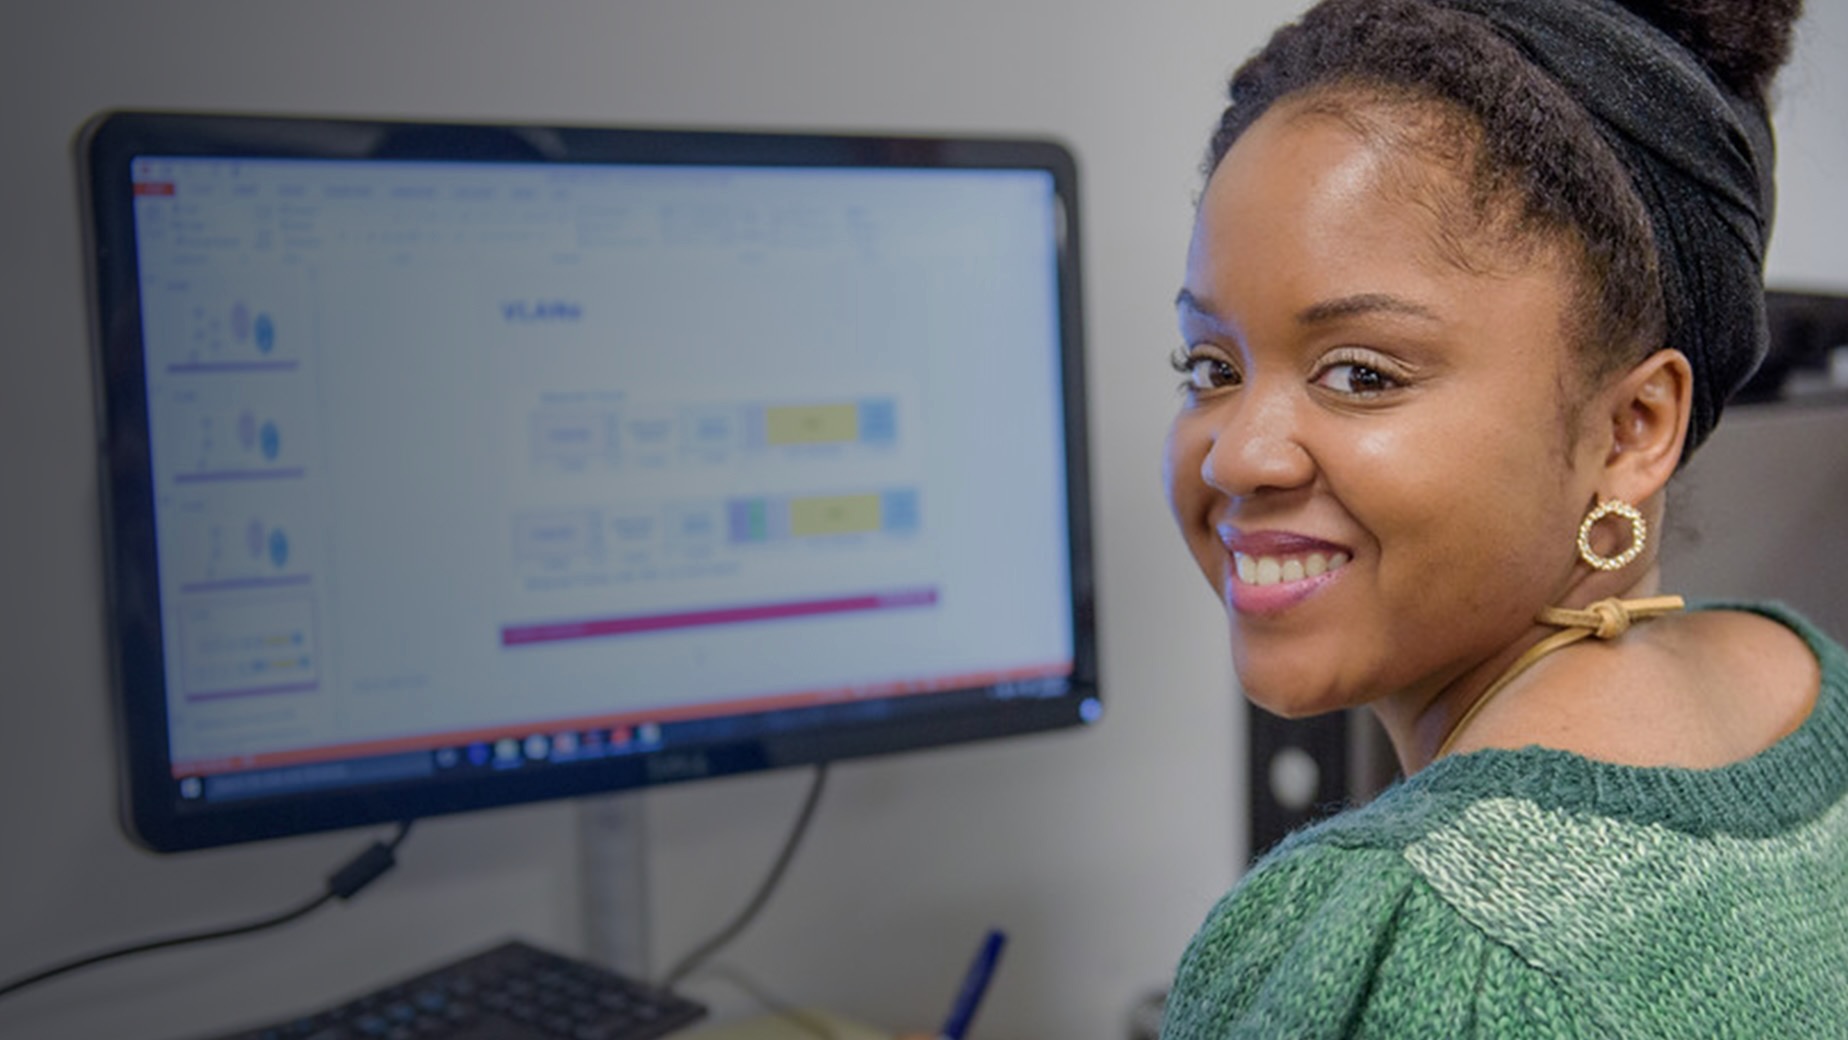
[130,157,1075,773]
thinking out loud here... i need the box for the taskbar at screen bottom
[170,669,1085,809]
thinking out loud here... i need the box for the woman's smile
[1219,527,1353,614]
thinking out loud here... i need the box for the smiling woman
[1157,0,1848,1037]
[1168,106,1605,736]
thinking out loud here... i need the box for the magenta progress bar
[501,586,939,647]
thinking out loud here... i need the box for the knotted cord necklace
[1434,594,1686,760]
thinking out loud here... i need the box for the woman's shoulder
[1165,831,1595,1038]
[1167,713,1848,1038]
[1682,600,1848,690]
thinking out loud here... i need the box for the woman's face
[1165,102,1604,720]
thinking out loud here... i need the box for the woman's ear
[1600,348,1693,501]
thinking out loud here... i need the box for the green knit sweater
[1162,604,1848,1039]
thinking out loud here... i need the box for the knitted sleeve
[1160,843,1598,1039]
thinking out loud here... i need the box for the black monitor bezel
[78,109,1098,852]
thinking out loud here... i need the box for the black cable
[0,820,414,1001]
[661,764,829,989]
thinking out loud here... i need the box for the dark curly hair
[1203,0,1801,387]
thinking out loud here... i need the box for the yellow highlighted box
[789,494,882,536]
[765,404,858,445]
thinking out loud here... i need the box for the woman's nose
[1200,383,1315,496]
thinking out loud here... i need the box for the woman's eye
[1313,362,1398,396]
[1170,349,1240,392]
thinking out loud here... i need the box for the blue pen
[937,929,1007,1040]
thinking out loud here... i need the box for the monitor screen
[80,111,1097,852]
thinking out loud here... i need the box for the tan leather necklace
[1434,595,1686,759]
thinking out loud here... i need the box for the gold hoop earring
[1578,499,1647,571]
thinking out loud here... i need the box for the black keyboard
[205,940,708,1040]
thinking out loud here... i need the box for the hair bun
[1612,0,1803,97]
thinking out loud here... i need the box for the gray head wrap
[1437,0,1775,455]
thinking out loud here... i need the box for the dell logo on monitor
[646,751,712,783]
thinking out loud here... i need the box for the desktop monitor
[79,110,1097,853]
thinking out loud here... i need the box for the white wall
[1765,0,1848,291]
[1,3,1842,1040]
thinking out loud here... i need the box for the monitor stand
[579,793,652,979]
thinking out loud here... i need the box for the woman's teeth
[1234,551,1350,586]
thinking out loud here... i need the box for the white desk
[682,1010,892,1040]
